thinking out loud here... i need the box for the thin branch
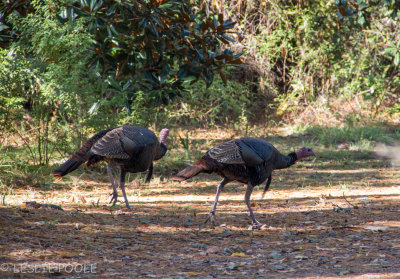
[342,192,356,208]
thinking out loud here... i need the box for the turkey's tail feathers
[52,159,84,177]
[52,127,114,177]
[260,175,272,199]
[172,159,213,182]
[172,165,203,181]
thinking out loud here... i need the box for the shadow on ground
[1,191,400,278]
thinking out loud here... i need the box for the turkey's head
[159,128,169,145]
[296,147,315,161]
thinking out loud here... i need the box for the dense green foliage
[336,0,400,21]
[212,0,400,117]
[0,0,241,130]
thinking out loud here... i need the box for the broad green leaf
[0,25,9,32]
[394,54,400,66]
[107,76,122,90]
[88,101,99,114]
[158,3,173,9]
[357,15,365,25]
[381,47,395,55]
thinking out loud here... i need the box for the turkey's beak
[310,151,316,157]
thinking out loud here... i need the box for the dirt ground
[1,155,400,278]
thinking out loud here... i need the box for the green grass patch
[318,150,374,160]
[303,125,400,146]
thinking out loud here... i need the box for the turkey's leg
[261,175,272,199]
[205,178,229,226]
[108,163,119,206]
[119,169,131,210]
[245,183,261,228]
[145,163,153,183]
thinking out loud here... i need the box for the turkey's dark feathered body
[53,125,166,177]
[202,157,273,186]
[92,126,159,173]
[221,164,270,186]
[174,137,297,186]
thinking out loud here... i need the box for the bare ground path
[2,128,400,278]
[1,156,400,278]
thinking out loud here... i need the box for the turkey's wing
[207,138,269,166]
[236,140,265,166]
[238,137,276,166]
[207,139,264,166]
[207,140,244,164]
[91,128,137,159]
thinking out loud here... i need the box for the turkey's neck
[160,133,168,146]
[275,152,297,169]
[154,143,167,161]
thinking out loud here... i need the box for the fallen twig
[342,192,358,209]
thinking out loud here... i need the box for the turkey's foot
[204,212,218,226]
[109,191,118,206]
[249,220,263,230]
[124,202,132,211]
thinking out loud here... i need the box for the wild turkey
[52,125,169,209]
[172,137,315,228]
